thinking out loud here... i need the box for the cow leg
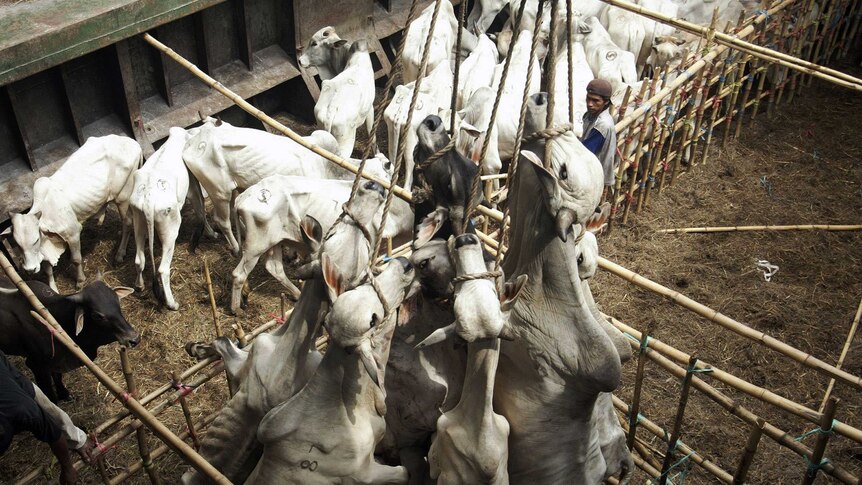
[187,170,217,239]
[51,372,71,401]
[67,233,86,289]
[42,261,58,293]
[263,245,301,301]
[212,198,240,257]
[157,212,181,310]
[362,461,409,485]
[399,446,429,485]
[230,251,262,315]
[115,202,132,264]
[366,110,377,154]
[27,362,58,403]
[132,211,147,291]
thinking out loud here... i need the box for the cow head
[520,139,603,242]
[323,257,416,387]
[409,239,455,299]
[68,281,139,348]
[6,212,44,273]
[298,26,345,69]
[347,180,386,236]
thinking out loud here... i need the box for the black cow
[0,278,139,402]
[413,114,481,246]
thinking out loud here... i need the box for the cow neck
[452,337,499,425]
[272,276,328,359]
[501,161,621,393]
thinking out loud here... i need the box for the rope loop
[804,456,831,477]
[268,312,286,325]
[416,137,457,170]
[522,124,574,144]
[171,381,196,398]
[451,270,503,284]
[794,420,837,442]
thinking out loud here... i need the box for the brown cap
[587,79,613,99]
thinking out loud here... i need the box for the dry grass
[1,62,861,484]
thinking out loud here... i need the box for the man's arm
[581,128,606,155]
[48,435,78,485]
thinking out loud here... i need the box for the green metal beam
[0,0,226,87]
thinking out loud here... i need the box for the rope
[415,137,457,170]
[566,0,574,125]
[522,124,574,143]
[449,0,467,135]
[171,381,196,398]
[794,419,837,441]
[650,452,694,484]
[451,270,503,283]
[545,0,560,165]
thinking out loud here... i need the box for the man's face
[586,93,608,115]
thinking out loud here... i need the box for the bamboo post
[0,253,232,484]
[785,0,814,104]
[670,70,704,186]
[732,419,764,484]
[834,0,857,58]
[622,77,658,223]
[656,224,862,234]
[636,68,666,213]
[633,439,663,472]
[734,57,757,139]
[203,258,222,338]
[626,330,652,451]
[766,13,789,118]
[841,0,862,58]
[95,458,113,484]
[608,85,633,225]
[774,17,795,109]
[612,83,644,225]
[597,257,862,391]
[750,46,770,121]
[657,356,699,485]
[722,53,748,147]
[613,343,858,484]
[823,0,848,62]
[802,397,839,485]
[655,80,682,195]
[805,0,836,87]
[700,55,731,165]
[819,298,862,412]
[686,63,715,168]
[119,347,161,485]
[170,371,201,451]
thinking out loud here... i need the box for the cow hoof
[166,302,180,311]
[56,390,73,402]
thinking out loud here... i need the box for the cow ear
[31,211,42,219]
[300,215,323,252]
[0,226,9,236]
[415,209,447,248]
[522,150,559,200]
[585,202,610,234]
[95,270,104,282]
[321,253,345,301]
[333,39,348,49]
[75,307,85,336]
[500,274,528,310]
[113,287,134,299]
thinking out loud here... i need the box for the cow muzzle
[555,208,578,242]
[121,331,141,348]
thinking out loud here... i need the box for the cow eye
[311,41,317,47]
[577,254,584,265]
[369,315,377,328]
[559,165,568,180]
[419,259,429,269]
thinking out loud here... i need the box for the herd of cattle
[0,0,770,483]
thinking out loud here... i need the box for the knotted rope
[452,270,503,284]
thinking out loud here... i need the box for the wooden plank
[233,0,253,70]
[194,11,214,74]
[369,37,392,80]
[4,84,37,171]
[0,0,229,87]
[115,39,155,158]
[58,63,86,146]
[153,27,174,107]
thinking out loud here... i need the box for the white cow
[130,127,213,310]
[455,34,498,110]
[384,63,454,189]
[551,40,593,137]
[181,117,344,255]
[671,0,763,25]
[491,29,542,161]
[246,258,416,485]
[297,26,350,81]
[403,0,458,84]
[4,135,141,290]
[310,33,376,158]
[455,87,502,176]
[579,16,639,105]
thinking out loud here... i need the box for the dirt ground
[1,60,861,484]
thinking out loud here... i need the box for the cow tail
[189,174,206,254]
[146,202,166,306]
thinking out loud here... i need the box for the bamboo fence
[4,0,860,482]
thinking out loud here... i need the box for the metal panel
[294,0,375,50]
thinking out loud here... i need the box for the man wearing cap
[581,79,618,201]
[0,351,93,484]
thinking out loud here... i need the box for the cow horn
[358,341,380,388]
[414,323,456,349]
[555,208,577,242]
[0,286,18,294]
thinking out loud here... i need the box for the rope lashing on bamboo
[795,420,837,442]
[649,452,695,485]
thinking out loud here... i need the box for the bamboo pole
[613,396,734,483]
[657,224,862,234]
[733,57,757,139]
[596,0,862,91]
[670,71,703,186]
[0,252,232,484]
[632,437,663,472]
[657,356,698,485]
[842,0,862,58]
[722,53,748,147]
[203,258,222,338]
[622,78,658,223]
[750,43,770,121]
[766,13,789,119]
[802,398,839,485]
[636,69,665,213]
[608,85,634,226]
[700,55,731,165]
[732,419,764,485]
[626,330,651,451]
[119,347,161,485]
[656,56,686,195]
[170,371,201,450]
[619,341,859,484]
[598,257,862,390]
[819,298,862,412]
[108,411,219,485]
[805,0,837,87]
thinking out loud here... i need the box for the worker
[0,351,93,484]
[581,79,618,202]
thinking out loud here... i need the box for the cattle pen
[0,0,861,483]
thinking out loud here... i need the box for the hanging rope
[566,0,575,126]
[449,0,468,135]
